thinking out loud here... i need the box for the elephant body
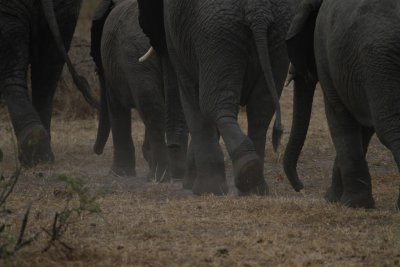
[138,0,298,195]
[284,0,400,208]
[0,0,96,166]
[91,0,186,179]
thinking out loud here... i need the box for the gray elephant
[0,0,98,167]
[283,0,400,209]
[91,0,187,179]
[138,0,298,195]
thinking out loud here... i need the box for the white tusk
[138,46,156,62]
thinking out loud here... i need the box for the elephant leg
[187,112,227,195]
[136,92,168,182]
[178,79,227,195]
[324,99,374,208]
[325,126,374,203]
[142,129,152,166]
[198,60,267,195]
[31,0,79,133]
[0,11,52,166]
[167,139,188,180]
[182,140,196,189]
[108,101,136,176]
[246,58,286,175]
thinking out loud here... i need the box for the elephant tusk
[138,46,156,62]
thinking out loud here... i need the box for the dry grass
[1,86,400,266]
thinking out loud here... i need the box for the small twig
[14,204,31,249]
[0,168,21,209]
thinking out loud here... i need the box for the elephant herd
[0,0,399,209]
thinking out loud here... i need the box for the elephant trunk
[40,0,100,110]
[93,75,110,155]
[283,72,316,191]
[162,56,189,148]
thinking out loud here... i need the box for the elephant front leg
[182,141,196,189]
[109,104,136,176]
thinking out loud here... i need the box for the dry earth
[1,1,400,266]
[1,86,400,267]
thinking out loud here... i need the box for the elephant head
[137,0,167,55]
[283,0,322,191]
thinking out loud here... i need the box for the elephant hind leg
[177,79,227,195]
[324,99,375,209]
[198,61,267,195]
[31,1,79,132]
[0,10,52,166]
[324,126,374,203]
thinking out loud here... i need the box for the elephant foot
[167,147,187,180]
[324,186,342,203]
[18,125,54,167]
[192,177,228,196]
[234,153,268,196]
[182,174,195,190]
[340,191,375,209]
[111,162,136,177]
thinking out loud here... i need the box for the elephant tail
[93,75,110,155]
[90,0,114,155]
[251,28,283,152]
[40,0,100,110]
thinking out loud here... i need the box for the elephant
[283,0,400,209]
[137,0,298,195]
[0,0,98,167]
[91,0,187,180]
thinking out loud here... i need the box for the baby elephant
[91,0,186,180]
[284,0,400,209]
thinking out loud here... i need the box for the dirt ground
[1,1,400,266]
[1,85,400,267]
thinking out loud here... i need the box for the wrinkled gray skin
[284,0,400,209]
[92,0,187,180]
[0,0,97,167]
[143,0,298,195]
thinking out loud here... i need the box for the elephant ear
[286,0,323,78]
[137,0,167,54]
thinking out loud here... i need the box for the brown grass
[1,85,400,266]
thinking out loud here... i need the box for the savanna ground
[1,1,400,266]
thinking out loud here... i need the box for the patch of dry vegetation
[1,86,400,266]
